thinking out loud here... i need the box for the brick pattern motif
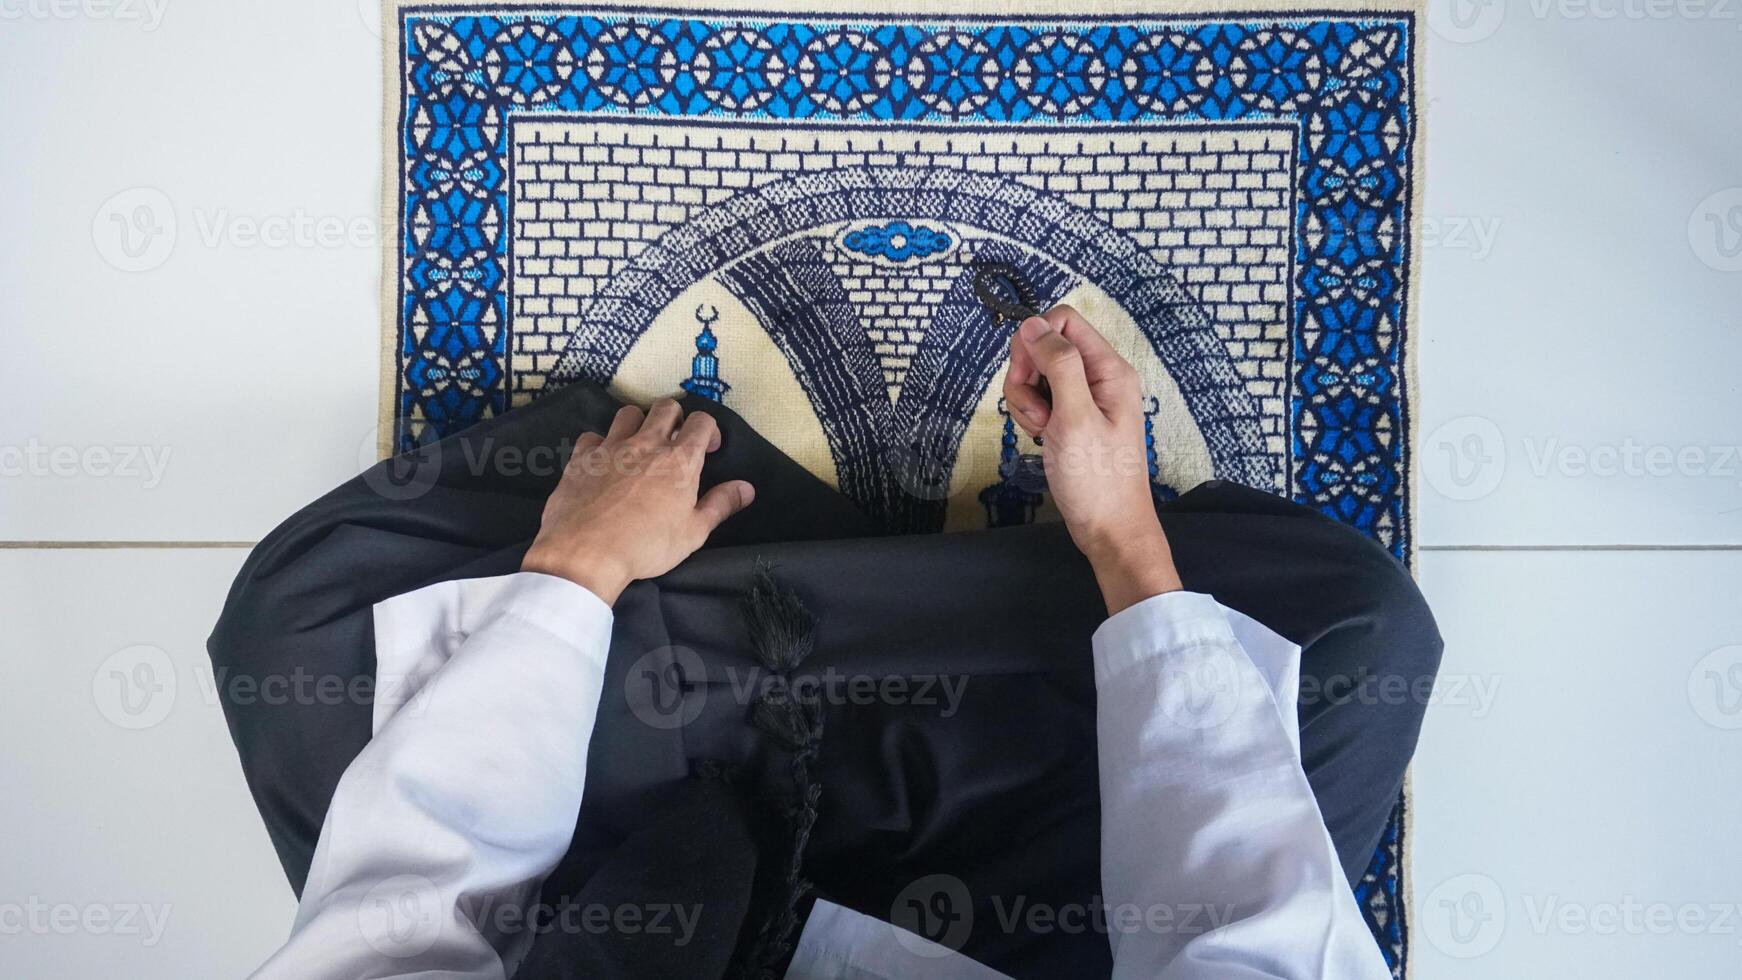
[509,119,1294,454]
[824,244,961,399]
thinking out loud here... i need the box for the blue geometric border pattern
[392,7,1417,973]
[394,7,1416,549]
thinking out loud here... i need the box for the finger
[1016,316,1093,419]
[573,431,604,458]
[1004,331,1051,438]
[1005,385,1052,438]
[1045,305,1134,387]
[564,432,606,477]
[1043,305,1115,360]
[637,398,683,442]
[694,480,755,534]
[1003,338,1029,398]
[606,405,644,442]
[1007,330,1039,388]
[674,410,721,455]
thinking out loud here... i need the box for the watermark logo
[624,645,707,730]
[882,416,976,502]
[1156,644,1244,730]
[359,875,443,958]
[92,188,177,273]
[359,425,445,502]
[1690,188,1742,273]
[1423,416,1506,502]
[92,645,177,730]
[890,874,974,956]
[93,188,377,272]
[1429,0,1507,43]
[358,0,382,38]
[1423,873,1507,958]
[1688,645,1742,730]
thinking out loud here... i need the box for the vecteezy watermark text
[1423,416,1742,503]
[0,0,168,30]
[0,440,172,489]
[887,873,1239,959]
[357,876,702,960]
[0,899,172,946]
[92,187,377,273]
[622,644,971,730]
[1422,215,1503,261]
[1424,872,1742,959]
[726,667,969,719]
[95,645,454,731]
[1432,0,1742,44]
[1301,669,1501,719]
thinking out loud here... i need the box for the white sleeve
[249,572,614,980]
[1093,591,1391,980]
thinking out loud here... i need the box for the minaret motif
[1144,396,1181,504]
[979,401,1046,528]
[679,304,730,402]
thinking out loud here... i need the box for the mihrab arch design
[549,165,1280,492]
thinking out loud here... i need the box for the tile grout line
[0,541,257,549]
[1420,544,1742,553]
[3,542,1742,553]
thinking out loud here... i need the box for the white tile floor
[1,1,1738,976]
[0,551,296,978]
[1410,551,1742,978]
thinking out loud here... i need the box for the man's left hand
[521,399,755,605]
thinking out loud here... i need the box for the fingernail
[1019,317,1052,342]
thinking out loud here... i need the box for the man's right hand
[1002,306,1185,614]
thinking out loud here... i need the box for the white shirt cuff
[371,572,613,733]
[1091,591,1239,684]
[476,571,615,647]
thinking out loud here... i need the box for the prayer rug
[377,0,1425,972]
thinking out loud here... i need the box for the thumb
[695,480,756,534]
[1018,317,1093,417]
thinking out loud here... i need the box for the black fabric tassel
[745,562,815,673]
[750,688,824,753]
[734,563,826,980]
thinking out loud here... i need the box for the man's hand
[521,399,755,605]
[1003,306,1184,614]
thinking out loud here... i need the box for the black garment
[209,382,1442,979]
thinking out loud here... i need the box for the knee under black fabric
[208,382,1441,978]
